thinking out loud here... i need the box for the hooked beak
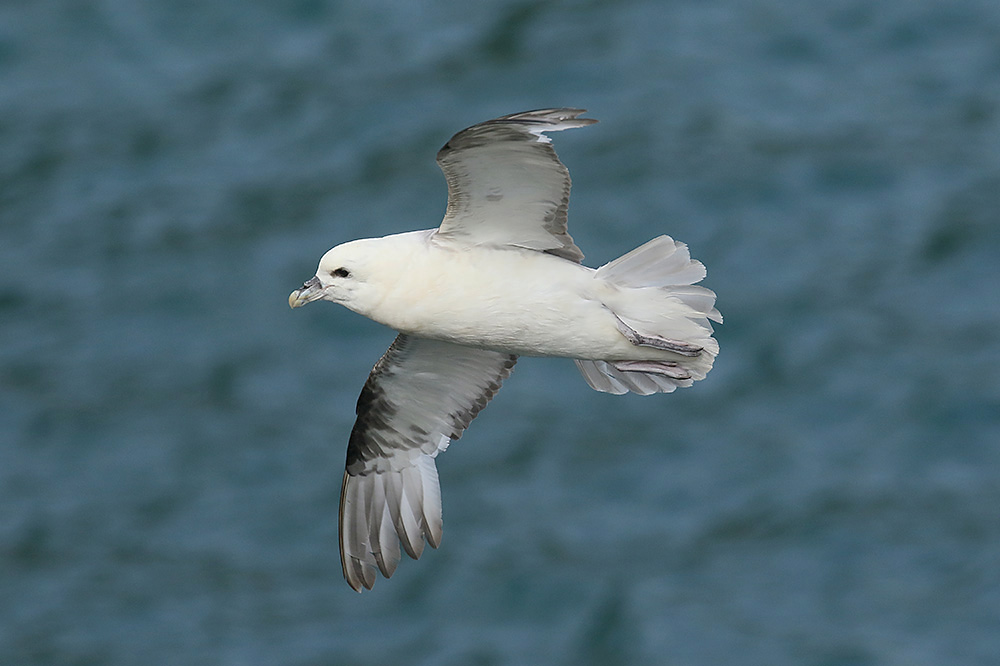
[288,276,324,309]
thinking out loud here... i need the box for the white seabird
[289,108,721,592]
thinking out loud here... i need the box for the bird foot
[614,316,703,356]
[611,360,692,380]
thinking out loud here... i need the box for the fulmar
[289,108,721,592]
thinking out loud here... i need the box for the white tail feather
[596,236,705,287]
[578,235,720,395]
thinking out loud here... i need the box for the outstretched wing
[340,334,517,592]
[433,108,596,263]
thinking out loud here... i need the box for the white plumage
[289,109,721,591]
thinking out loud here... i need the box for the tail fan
[579,235,721,395]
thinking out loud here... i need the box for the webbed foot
[611,360,692,380]
[614,316,703,356]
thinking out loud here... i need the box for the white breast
[371,242,632,359]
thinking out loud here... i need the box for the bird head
[288,237,399,317]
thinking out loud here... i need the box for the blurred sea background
[2,1,999,664]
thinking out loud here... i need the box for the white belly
[371,245,644,359]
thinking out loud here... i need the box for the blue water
[2,1,999,664]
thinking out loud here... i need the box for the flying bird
[289,108,721,592]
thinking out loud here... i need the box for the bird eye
[331,267,350,278]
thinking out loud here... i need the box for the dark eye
[331,267,350,278]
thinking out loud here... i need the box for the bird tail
[575,235,721,395]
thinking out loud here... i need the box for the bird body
[373,241,615,359]
[289,108,721,591]
[310,229,716,365]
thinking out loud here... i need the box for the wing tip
[337,341,520,592]
[339,470,376,592]
[498,108,598,141]
[500,107,597,125]
[438,107,597,154]
[339,458,446,592]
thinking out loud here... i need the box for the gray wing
[433,108,597,263]
[340,334,517,592]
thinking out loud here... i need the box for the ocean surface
[2,1,999,664]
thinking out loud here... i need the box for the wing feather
[433,108,596,263]
[339,471,377,591]
[339,334,517,591]
[368,474,399,577]
[417,455,443,548]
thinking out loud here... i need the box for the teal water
[2,1,999,664]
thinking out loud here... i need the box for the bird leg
[614,316,703,357]
[611,360,692,380]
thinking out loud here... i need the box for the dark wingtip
[493,107,597,126]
